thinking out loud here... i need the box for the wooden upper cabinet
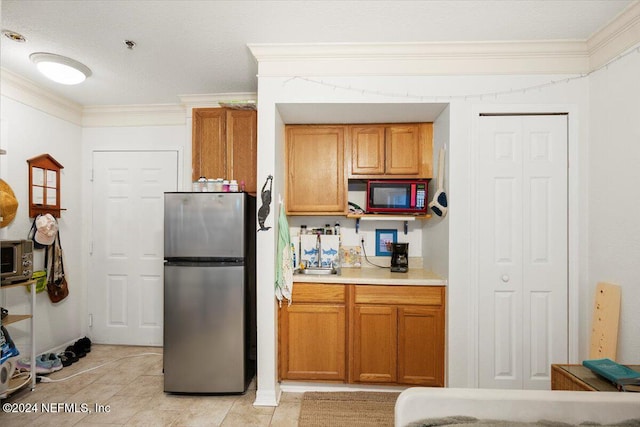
[286,125,347,215]
[386,125,421,175]
[192,108,226,182]
[192,108,257,194]
[349,123,433,179]
[226,110,258,194]
[350,126,385,175]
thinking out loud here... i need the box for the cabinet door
[279,303,346,381]
[351,305,397,383]
[226,110,257,194]
[397,306,445,386]
[385,124,422,175]
[192,108,226,182]
[349,126,385,176]
[286,126,347,214]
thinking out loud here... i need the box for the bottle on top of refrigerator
[230,180,239,192]
[198,177,208,191]
[222,180,230,192]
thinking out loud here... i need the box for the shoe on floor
[77,336,92,353]
[16,354,61,374]
[57,350,78,366]
[44,353,63,372]
[69,343,85,358]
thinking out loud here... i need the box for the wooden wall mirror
[27,154,64,218]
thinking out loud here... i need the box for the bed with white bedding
[395,387,640,427]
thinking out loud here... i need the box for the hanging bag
[46,230,69,303]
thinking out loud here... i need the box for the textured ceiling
[0,0,634,106]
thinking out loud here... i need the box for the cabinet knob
[501,275,510,283]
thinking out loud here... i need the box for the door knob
[501,275,510,283]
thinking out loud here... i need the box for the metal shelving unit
[1,279,36,398]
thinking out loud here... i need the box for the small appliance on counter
[390,243,409,273]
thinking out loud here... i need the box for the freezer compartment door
[164,192,247,259]
[163,264,248,393]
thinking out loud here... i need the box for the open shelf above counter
[346,213,431,234]
[346,213,431,220]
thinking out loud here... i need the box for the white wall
[588,47,640,363]
[80,123,188,348]
[424,106,450,278]
[254,73,591,399]
[254,97,284,405]
[0,95,84,355]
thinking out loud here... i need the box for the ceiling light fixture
[29,52,92,85]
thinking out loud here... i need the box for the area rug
[298,391,400,426]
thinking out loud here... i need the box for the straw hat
[0,179,19,228]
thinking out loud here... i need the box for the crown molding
[81,104,186,127]
[587,0,640,69]
[0,68,83,125]
[249,3,640,78]
[249,40,591,76]
[4,1,639,127]
[178,93,257,116]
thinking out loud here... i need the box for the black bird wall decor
[257,175,273,232]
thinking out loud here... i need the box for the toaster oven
[1,240,34,285]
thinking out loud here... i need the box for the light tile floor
[2,345,301,426]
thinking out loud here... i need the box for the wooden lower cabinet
[351,305,398,383]
[279,284,347,382]
[350,304,444,386]
[397,306,444,386]
[279,283,445,386]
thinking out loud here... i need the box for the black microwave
[366,180,429,214]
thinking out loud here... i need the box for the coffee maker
[390,243,409,273]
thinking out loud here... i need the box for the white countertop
[293,267,446,286]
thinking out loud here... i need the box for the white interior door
[477,115,568,389]
[89,151,178,345]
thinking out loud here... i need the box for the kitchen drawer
[354,285,443,306]
[291,283,346,303]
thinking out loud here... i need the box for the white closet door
[478,115,568,389]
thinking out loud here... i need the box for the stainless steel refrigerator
[163,192,256,394]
